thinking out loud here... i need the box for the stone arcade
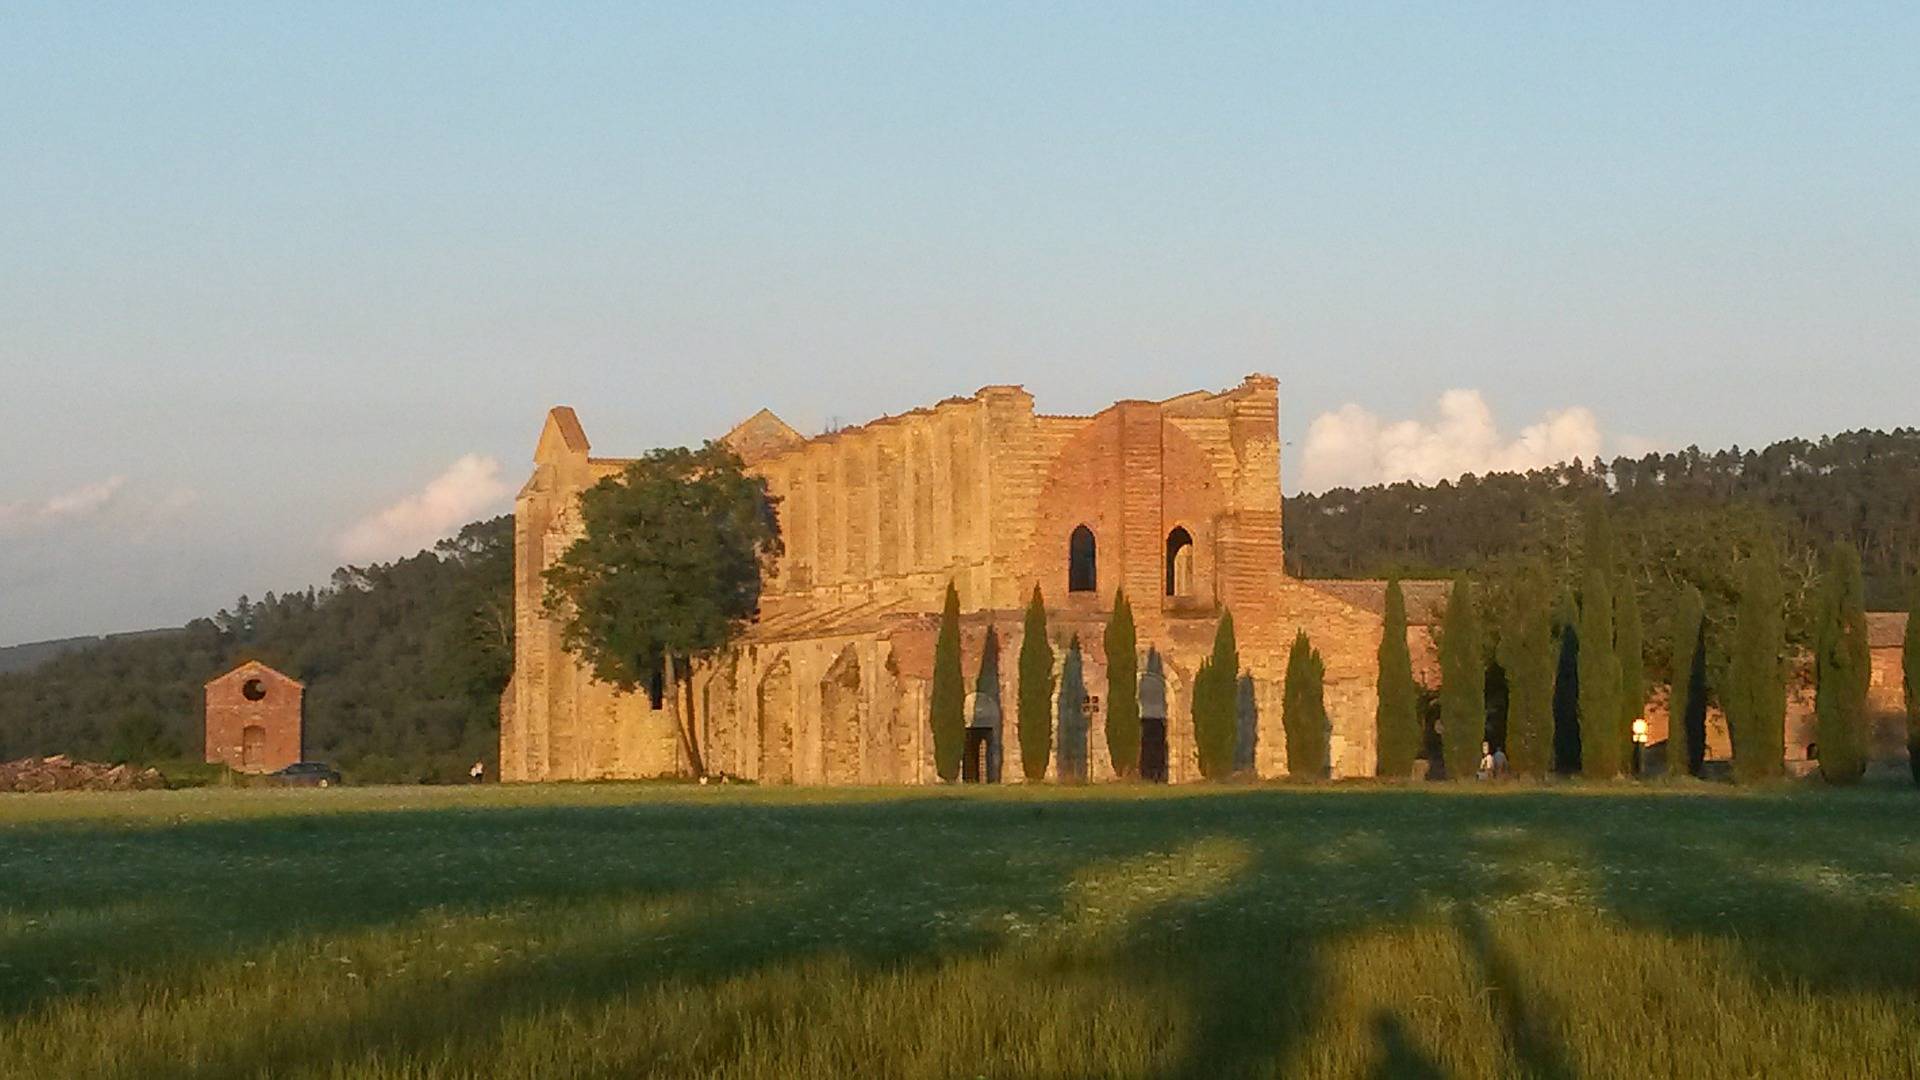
[501,376,1407,784]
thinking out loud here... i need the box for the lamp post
[1631,717,1649,778]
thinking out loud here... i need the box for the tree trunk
[665,651,707,778]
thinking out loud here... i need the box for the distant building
[205,661,303,773]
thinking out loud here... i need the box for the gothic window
[1165,526,1195,597]
[1068,526,1098,593]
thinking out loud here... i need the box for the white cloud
[0,476,128,534]
[337,455,513,562]
[1297,390,1611,492]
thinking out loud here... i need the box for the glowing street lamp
[1631,717,1650,777]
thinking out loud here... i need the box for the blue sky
[2,3,1915,644]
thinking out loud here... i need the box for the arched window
[1165,527,1194,597]
[1068,525,1097,593]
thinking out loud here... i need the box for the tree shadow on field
[1368,1010,1446,1080]
[4,784,1919,1076]
[1527,786,1920,1001]
[1456,906,1575,1080]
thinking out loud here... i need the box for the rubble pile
[0,755,166,793]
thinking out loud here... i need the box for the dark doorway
[1140,717,1168,782]
[1068,525,1097,593]
[1165,527,1194,597]
[963,727,994,783]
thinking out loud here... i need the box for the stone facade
[502,376,1394,783]
[205,660,303,773]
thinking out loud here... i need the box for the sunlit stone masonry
[501,375,1401,784]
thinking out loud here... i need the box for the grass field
[2,780,1918,1078]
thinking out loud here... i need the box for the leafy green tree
[1669,585,1708,779]
[1616,576,1646,770]
[1727,541,1787,783]
[542,443,781,777]
[1283,629,1329,780]
[1375,577,1421,779]
[1103,588,1141,777]
[1057,636,1088,782]
[930,583,965,782]
[1552,589,1582,774]
[1438,575,1485,781]
[1017,586,1054,781]
[1499,570,1555,779]
[1813,543,1870,784]
[1906,578,1919,787]
[1577,567,1623,779]
[1193,610,1240,780]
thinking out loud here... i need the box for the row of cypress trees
[1373,503,1906,786]
[928,531,1919,786]
[927,582,1334,782]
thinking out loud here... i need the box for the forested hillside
[0,518,511,782]
[1285,429,1920,687]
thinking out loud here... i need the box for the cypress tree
[1669,585,1708,779]
[1551,589,1582,774]
[976,625,1002,781]
[1194,610,1239,779]
[1283,629,1329,780]
[930,582,965,782]
[1057,636,1089,782]
[1104,588,1141,778]
[1616,577,1646,771]
[1727,542,1786,783]
[1905,578,1919,787]
[1017,585,1054,781]
[1438,575,1485,781]
[1375,577,1421,779]
[1813,543,1870,785]
[1578,567,1623,779]
[1500,571,1555,780]
[1234,674,1259,775]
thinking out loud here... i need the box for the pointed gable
[535,407,591,464]
[205,659,305,691]
[722,408,805,466]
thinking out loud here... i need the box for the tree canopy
[542,442,781,774]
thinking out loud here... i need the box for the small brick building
[204,661,304,773]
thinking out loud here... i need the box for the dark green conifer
[1103,589,1141,778]
[1578,567,1622,779]
[1727,541,1786,783]
[1375,577,1420,779]
[1283,629,1329,780]
[1193,610,1239,779]
[1500,569,1555,779]
[1017,586,1054,782]
[930,582,965,782]
[1813,543,1870,784]
[1438,575,1485,781]
[1669,586,1708,779]
[1057,636,1089,782]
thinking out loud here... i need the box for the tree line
[0,518,513,782]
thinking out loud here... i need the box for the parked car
[268,762,342,788]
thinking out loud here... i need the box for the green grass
[2,780,1918,1078]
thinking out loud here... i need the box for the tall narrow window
[1068,525,1098,593]
[1165,527,1195,597]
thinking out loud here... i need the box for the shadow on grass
[1,782,1917,1074]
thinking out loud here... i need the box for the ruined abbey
[500,375,1410,784]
